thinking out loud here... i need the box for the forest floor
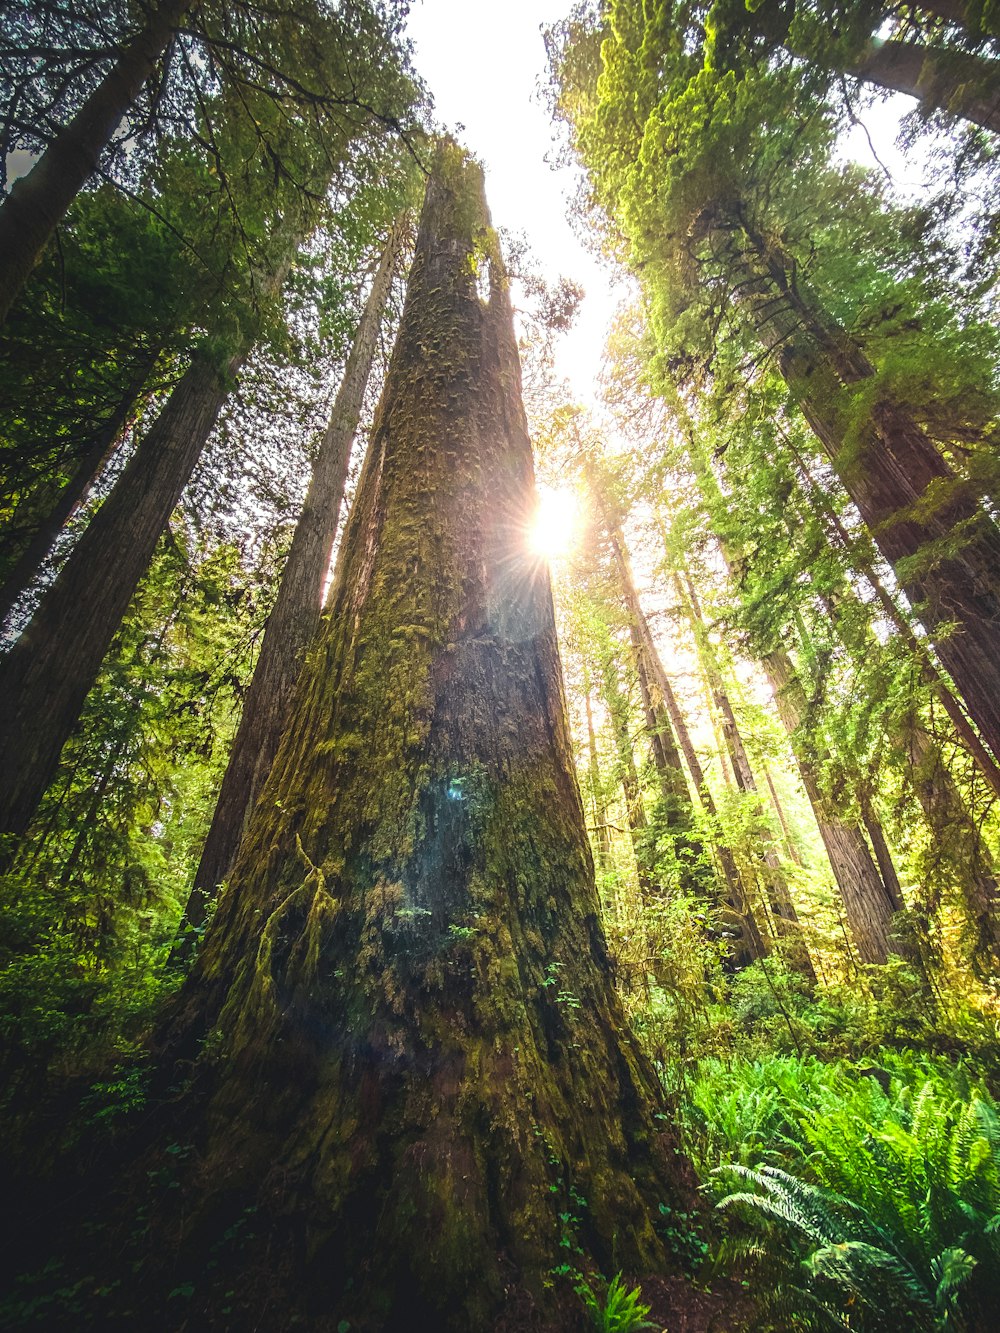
[641,1274,755,1332]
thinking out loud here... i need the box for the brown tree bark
[177,220,404,948]
[785,438,1000,798]
[0,0,194,326]
[602,517,767,962]
[901,715,1000,971]
[723,217,1000,767]
[0,346,244,842]
[859,794,906,911]
[675,571,815,978]
[599,651,647,838]
[139,145,685,1331]
[763,764,803,866]
[764,648,898,964]
[850,38,1000,134]
[627,617,718,893]
[0,346,160,628]
[676,415,902,964]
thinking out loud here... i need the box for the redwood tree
[134,145,682,1330]
[177,216,407,946]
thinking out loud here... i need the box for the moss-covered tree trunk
[677,417,902,964]
[764,648,898,964]
[849,38,1000,135]
[725,216,1000,768]
[178,219,405,948]
[148,146,683,1332]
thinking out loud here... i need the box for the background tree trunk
[604,519,767,962]
[677,417,899,963]
[674,570,814,977]
[764,648,897,964]
[146,145,684,1332]
[723,217,1000,763]
[584,676,614,871]
[850,39,1000,135]
[0,0,193,326]
[177,220,405,948]
[0,345,245,842]
[0,346,160,628]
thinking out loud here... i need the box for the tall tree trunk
[177,221,404,948]
[764,648,898,963]
[763,764,803,866]
[725,215,1000,765]
[627,618,717,893]
[675,412,901,963]
[675,570,815,978]
[0,0,194,326]
[602,516,767,962]
[786,438,1000,798]
[901,715,1000,972]
[858,794,905,911]
[600,652,647,837]
[584,676,614,871]
[850,38,1000,134]
[143,146,684,1331]
[0,346,245,842]
[0,346,160,627]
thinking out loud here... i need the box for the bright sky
[405,0,622,396]
[405,3,924,405]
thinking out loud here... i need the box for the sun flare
[529,484,580,563]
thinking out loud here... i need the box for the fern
[695,1051,1000,1330]
[576,1273,656,1333]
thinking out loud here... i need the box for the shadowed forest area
[2,2,1000,1330]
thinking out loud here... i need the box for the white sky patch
[406,0,621,397]
[530,482,581,563]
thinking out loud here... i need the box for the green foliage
[576,1272,656,1333]
[686,1050,1000,1329]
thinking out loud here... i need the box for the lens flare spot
[529,485,579,563]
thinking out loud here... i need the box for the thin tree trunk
[675,412,901,963]
[764,648,897,963]
[141,146,685,1330]
[676,570,815,977]
[600,653,647,837]
[0,0,194,326]
[0,347,243,841]
[584,677,614,872]
[763,764,803,866]
[725,216,1000,765]
[627,618,719,890]
[902,716,1000,971]
[850,38,1000,134]
[0,346,160,626]
[787,439,1000,797]
[858,795,906,911]
[603,516,767,962]
[177,221,404,948]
